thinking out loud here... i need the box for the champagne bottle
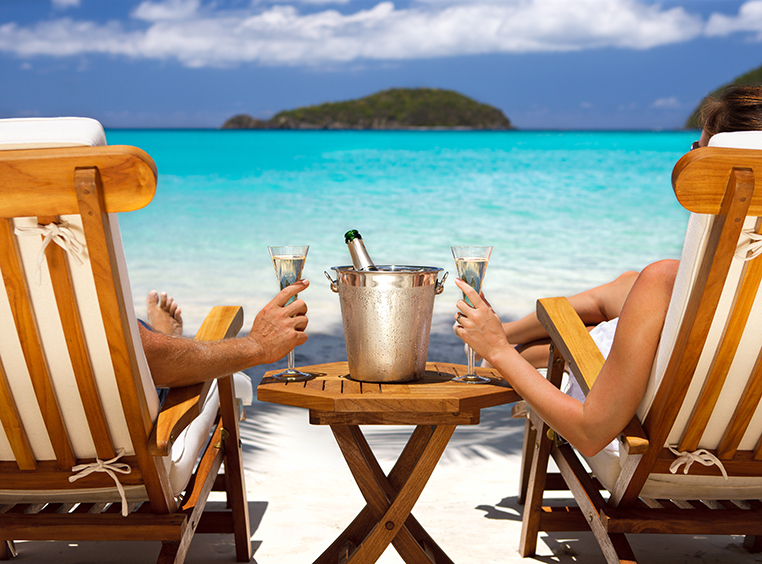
[344,229,378,271]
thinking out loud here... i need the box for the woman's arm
[454,260,677,456]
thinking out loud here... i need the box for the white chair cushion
[709,130,762,149]
[0,117,106,149]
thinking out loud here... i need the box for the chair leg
[520,346,566,557]
[157,541,182,564]
[609,533,637,564]
[0,541,16,560]
[518,417,553,557]
[517,417,536,505]
[218,386,252,562]
[224,447,251,562]
[744,535,762,553]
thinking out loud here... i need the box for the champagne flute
[451,246,493,384]
[268,245,311,382]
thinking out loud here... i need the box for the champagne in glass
[451,246,493,384]
[268,245,311,382]
[454,256,489,307]
[272,254,307,305]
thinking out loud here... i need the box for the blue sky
[1,0,761,129]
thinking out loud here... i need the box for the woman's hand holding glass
[453,278,511,370]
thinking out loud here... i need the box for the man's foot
[146,290,183,337]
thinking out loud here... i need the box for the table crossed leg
[314,424,457,564]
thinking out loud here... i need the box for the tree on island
[222,88,513,130]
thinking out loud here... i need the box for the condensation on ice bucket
[327,265,446,383]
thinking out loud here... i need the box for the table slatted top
[257,362,520,416]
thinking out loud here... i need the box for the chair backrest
[0,118,172,510]
[619,131,762,502]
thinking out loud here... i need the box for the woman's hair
[701,84,762,137]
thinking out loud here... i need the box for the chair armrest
[148,382,209,456]
[194,306,244,342]
[619,418,649,456]
[537,297,604,394]
[536,297,649,455]
[148,306,245,456]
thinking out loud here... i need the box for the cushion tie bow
[14,221,85,285]
[668,446,728,480]
[736,229,762,261]
[68,448,132,517]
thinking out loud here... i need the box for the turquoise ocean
[107,130,697,376]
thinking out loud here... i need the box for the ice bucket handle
[436,271,448,295]
[324,271,339,293]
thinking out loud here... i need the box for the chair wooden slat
[0,361,36,470]
[0,457,145,489]
[0,218,76,469]
[650,448,762,477]
[603,505,762,535]
[73,168,174,514]
[719,348,762,460]
[43,219,116,461]
[0,512,188,542]
[679,240,762,452]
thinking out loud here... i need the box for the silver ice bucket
[326,266,447,383]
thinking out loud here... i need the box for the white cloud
[0,19,143,59]
[133,0,202,21]
[51,0,81,9]
[0,0,716,68]
[706,0,762,39]
[651,96,681,109]
[265,0,353,4]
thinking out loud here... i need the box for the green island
[685,63,762,129]
[222,88,513,130]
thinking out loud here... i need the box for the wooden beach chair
[0,118,251,563]
[518,131,762,563]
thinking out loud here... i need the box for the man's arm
[142,280,309,388]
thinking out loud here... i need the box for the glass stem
[288,349,295,372]
[468,345,476,376]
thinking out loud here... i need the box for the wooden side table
[257,361,521,564]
